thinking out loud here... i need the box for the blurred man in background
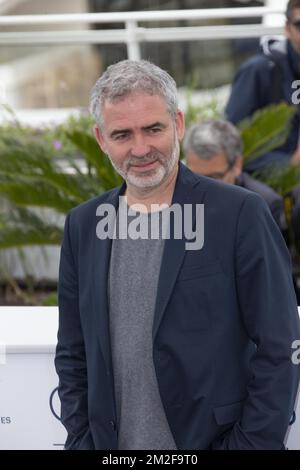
[226,0,300,173]
[184,119,283,228]
[184,118,300,303]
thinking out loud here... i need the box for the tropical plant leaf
[0,179,77,213]
[0,144,94,200]
[238,103,297,163]
[41,291,58,306]
[66,130,123,189]
[256,164,300,196]
[0,207,63,248]
[0,226,62,248]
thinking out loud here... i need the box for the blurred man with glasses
[226,0,300,172]
[184,119,283,228]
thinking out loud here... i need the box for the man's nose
[130,135,151,157]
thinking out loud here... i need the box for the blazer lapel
[152,162,206,341]
[92,183,125,374]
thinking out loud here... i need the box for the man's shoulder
[238,38,288,74]
[239,172,282,205]
[194,172,260,207]
[192,173,268,231]
[238,53,276,74]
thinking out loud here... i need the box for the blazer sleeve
[221,192,300,449]
[54,210,95,450]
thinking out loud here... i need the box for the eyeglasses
[198,162,234,180]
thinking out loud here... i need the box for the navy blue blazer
[235,172,283,229]
[55,162,300,450]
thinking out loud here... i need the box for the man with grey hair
[184,119,283,228]
[55,60,300,451]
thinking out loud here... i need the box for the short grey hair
[183,119,243,165]
[89,59,178,127]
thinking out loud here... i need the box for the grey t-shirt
[108,201,177,450]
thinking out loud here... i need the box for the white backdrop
[0,307,66,450]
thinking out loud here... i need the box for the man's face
[94,93,185,191]
[186,151,242,185]
[286,8,300,56]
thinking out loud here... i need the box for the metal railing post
[125,20,141,61]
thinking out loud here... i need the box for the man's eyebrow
[142,122,167,130]
[110,122,166,138]
[110,128,130,138]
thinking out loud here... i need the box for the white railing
[0,7,287,60]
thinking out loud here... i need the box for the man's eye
[149,127,161,133]
[114,133,128,140]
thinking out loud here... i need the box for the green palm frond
[0,116,123,257]
[42,291,58,306]
[256,164,300,196]
[0,179,78,213]
[0,207,63,248]
[0,143,97,200]
[65,130,123,189]
[238,103,297,163]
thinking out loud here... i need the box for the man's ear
[175,110,185,141]
[94,125,107,153]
